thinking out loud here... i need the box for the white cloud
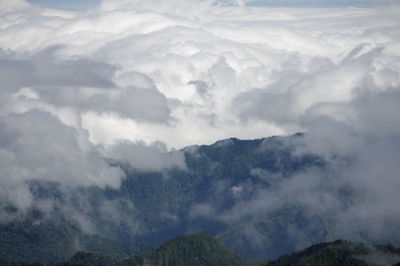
[0,110,124,219]
[0,0,399,242]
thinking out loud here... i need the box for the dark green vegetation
[1,134,399,263]
[1,134,329,262]
[103,134,327,258]
[0,234,252,266]
[0,217,154,264]
[122,234,252,266]
[1,236,400,266]
[263,240,400,266]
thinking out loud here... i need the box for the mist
[0,0,399,249]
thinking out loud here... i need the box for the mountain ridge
[1,235,400,266]
[0,133,398,263]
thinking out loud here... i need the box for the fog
[0,0,399,246]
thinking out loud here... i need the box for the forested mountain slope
[1,236,400,266]
[1,134,398,263]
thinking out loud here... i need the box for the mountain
[1,133,327,262]
[0,234,252,266]
[1,236,400,266]
[52,238,400,266]
[121,234,252,266]
[111,133,339,259]
[263,240,400,266]
[1,133,398,263]
[0,217,154,264]
[104,133,327,258]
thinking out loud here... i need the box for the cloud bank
[0,0,399,245]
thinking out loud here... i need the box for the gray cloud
[0,47,115,91]
[0,48,171,123]
[298,90,400,241]
[233,45,383,127]
[191,89,400,245]
[37,85,171,123]
[0,110,124,220]
[103,140,187,171]
[0,0,399,246]
[2,0,399,147]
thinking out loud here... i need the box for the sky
[1,0,400,244]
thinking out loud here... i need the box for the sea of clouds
[0,0,399,241]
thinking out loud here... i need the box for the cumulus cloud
[0,0,399,246]
[0,47,172,123]
[6,0,399,147]
[233,44,384,125]
[0,47,115,91]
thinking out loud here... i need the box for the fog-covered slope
[1,133,399,262]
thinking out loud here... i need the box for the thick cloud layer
[0,0,399,244]
[191,90,400,244]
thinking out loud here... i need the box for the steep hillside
[3,133,397,262]
[1,236,400,266]
[0,217,154,263]
[0,234,252,266]
[264,240,400,266]
[122,234,252,266]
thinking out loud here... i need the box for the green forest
[1,234,400,266]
